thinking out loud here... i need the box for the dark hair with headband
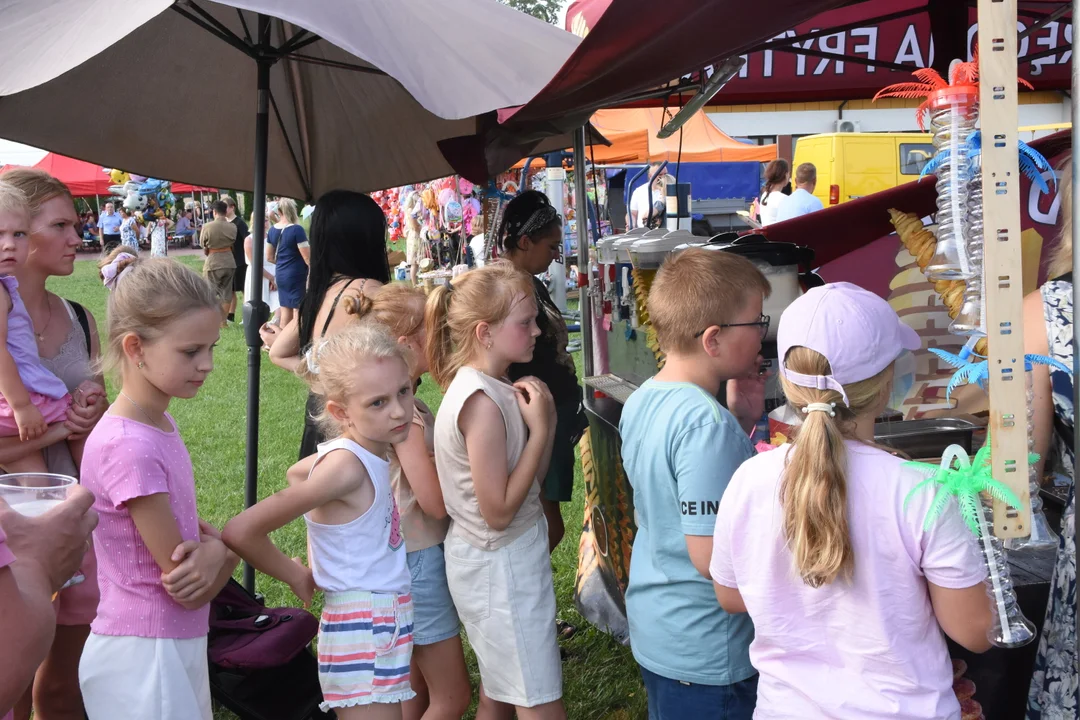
[497,190,562,255]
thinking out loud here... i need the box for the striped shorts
[317,590,415,711]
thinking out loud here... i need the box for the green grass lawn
[50,255,646,720]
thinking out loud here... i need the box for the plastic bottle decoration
[875,58,980,280]
[1003,368,1060,552]
[920,132,1053,338]
[904,444,1035,647]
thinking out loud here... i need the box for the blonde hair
[346,283,426,373]
[346,283,425,337]
[0,181,31,226]
[648,248,771,354]
[96,247,220,380]
[1,168,73,214]
[248,206,281,233]
[424,262,534,388]
[277,198,299,225]
[1048,156,1073,279]
[779,346,894,588]
[296,322,409,436]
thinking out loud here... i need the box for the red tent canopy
[32,153,112,197]
[172,183,218,194]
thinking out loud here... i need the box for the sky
[0,139,48,167]
[0,0,575,168]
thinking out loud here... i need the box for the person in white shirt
[774,162,825,223]
[758,158,790,228]
[628,167,669,229]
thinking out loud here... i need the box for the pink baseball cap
[777,282,921,406]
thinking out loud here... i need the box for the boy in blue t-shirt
[620,247,771,719]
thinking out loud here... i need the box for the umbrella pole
[574,127,593,379]
[242,15,273,594]
[1072,0,1079,669]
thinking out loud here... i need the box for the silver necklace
[119,391,167,432]
[34,299,53,343]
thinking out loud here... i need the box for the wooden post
[978,0,1029,537]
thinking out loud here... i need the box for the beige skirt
[444,516,562,708]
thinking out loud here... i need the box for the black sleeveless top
[297,278,365,460]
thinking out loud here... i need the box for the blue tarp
[611,162,761,203]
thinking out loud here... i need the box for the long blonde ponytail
[779,346,893,587]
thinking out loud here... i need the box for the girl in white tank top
[223,323,418,716]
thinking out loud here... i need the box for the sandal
[556,619,577,640]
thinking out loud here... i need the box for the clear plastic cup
[0,473,86,590]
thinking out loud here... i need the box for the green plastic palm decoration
[904,443,1036,648]
[904,443,1024,533]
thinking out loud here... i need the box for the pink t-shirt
[710,440,987,720]
[80,413,207,639]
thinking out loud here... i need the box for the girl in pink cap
[709,282,993,720]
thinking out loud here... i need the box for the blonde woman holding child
[0,182,90,473]
[710,283,994,719]
[224,322,416,718]
[427,263,564,719]
[78,251,241,719]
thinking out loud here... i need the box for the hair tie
[802,402,837,418]
[305,339,328,375]
[101,252,137,290]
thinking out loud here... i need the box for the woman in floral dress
[1027,164,1077,720]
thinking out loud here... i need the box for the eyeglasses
[693,313,771,339]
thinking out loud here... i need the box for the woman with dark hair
[758,158,791,227]
[499,190,587,555]
[261,189,390,459]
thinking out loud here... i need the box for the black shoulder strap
[69,300,92,356]
[320,278,360,337]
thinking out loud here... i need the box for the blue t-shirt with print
[619,379,756,686]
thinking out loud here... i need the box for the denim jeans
[640,666,758,720]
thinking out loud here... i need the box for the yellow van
[793,132,934,206]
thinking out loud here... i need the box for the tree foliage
[500,0,562,25]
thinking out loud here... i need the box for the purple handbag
[208,579,318,670]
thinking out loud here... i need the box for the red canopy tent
[31,153,112,198]
[172,183,218,194]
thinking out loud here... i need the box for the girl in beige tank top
[427,263,566,717]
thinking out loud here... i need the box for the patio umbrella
[0,0,579,590]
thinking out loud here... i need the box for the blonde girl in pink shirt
[77,252,240,720]
[710,283,994,720]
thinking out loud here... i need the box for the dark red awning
[761,130,1072,270]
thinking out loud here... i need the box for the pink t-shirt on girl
[80,413,207,639]
[710,440,987,720]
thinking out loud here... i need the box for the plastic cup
[0,473,76,515]
[0,473,86,591]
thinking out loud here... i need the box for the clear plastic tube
[977,495,1036,648]
[949,168,984,335]
[1005,372,1059,552]
[926,91,979,280]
